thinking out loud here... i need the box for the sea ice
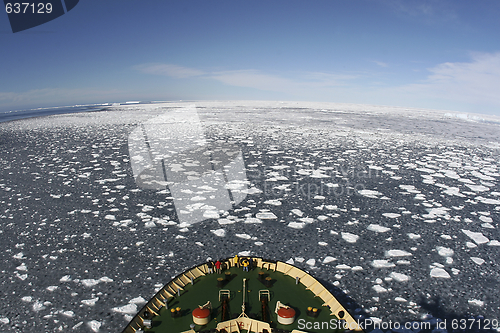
[306,259,316,266]
[382,213,401,218]
[367,224,391,233]
[218,218,235,225]
[112,304,138,314]
[244,217,262,224]
[323,256,336,264]
[461,229,489,244]
[287,222,305,229]
[430,268,451,278]
[358,190,383,198]
[255,212,277,219]
[372,285,388,293]
[341,232,359,243]
[235,233,252,240]
[372,260,395,268]
[468,299,484,307]
[436,246,454,257]
[470,257,485,265]
[81,298,99,306]
[87,320,102,332]
[389,272,410,282]
[385,250,412,257]
[210,229,226,237]
[82,279,100,287]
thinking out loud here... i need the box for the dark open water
[0,104,110,123]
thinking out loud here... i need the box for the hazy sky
[1,1,500,115]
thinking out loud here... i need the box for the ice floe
[210,229,226,237]
[385,250,412,257]
[430,267,451,278]
[341,232,359,243]
[372,260,396,268]
[389,272,410,282]
[461,229,489,244]
[367,224,391,233]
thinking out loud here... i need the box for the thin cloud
[210,70,298,93]
[399,52,500,106]
[382,0,458,24]
[132,57,500,114]
[299,72,359,84]
[134,63,205,78]
[134,62,357,93]
[372,60,389,68]
[210,69,357,93]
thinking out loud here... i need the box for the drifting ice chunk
[255,212,277,219]
[287,222,305,229]
[112,304,138,314]
[407,233,421,240]
[436,246,454,257]
[461,229,489,244]
[81,298,99,306]
[468,299,484,307]
[236,234,251,240]
[341,232,359,243]
[244,217,262,224]
[358,190,383,198]
[430,268,450,278]
[372,285,388,293]
[336,264,351,270]
[367,224,391,233]
[372,260,395,268]
[389,272,410,282]
[210,229,226,237]
[306,259,316,266]
[382,213,401,218]
[323,256,336,264]
[470,257,485,265]
[385,250,412,257]
[87,320,102,332]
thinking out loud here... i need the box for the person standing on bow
[215,260,222,274]
[233,254,239,268]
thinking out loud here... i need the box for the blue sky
[1,0,500,115]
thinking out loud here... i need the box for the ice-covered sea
[0,101,499,332]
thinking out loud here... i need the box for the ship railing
[216,316,272,333]
[275,261,364,332]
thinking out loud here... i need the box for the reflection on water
[128,106,248,225]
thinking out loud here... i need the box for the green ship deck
[122,258,363,333]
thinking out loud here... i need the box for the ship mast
[238,278,249,318]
